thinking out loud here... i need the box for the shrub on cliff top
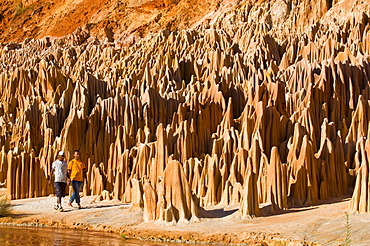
[15,2,26,17]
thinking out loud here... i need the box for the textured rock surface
[1,0,370,222]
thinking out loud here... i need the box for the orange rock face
[1,1,370,222]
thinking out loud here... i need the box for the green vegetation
[343,212,351,246]
[0,195,12,217]
[15,1,27,17]
[14,1,35,18]
[120,234,126,240]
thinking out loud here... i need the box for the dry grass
[0,195,12,217]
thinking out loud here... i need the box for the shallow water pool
[0,225,207,246]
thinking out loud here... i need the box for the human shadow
[67,203,127,211]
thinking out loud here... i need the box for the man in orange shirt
[67,150,86,209]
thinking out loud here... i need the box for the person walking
[49,151,68,212]
[68,150,86,209]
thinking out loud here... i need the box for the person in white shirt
[49,151,69,211]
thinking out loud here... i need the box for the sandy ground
[0,188,369,245]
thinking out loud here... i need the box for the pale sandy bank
[0,188,368,245]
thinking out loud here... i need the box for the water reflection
[0,225,201,246]
[0,225,126,245]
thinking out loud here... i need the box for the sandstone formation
[1,0,370,222]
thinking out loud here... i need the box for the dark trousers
[54,182,67,197]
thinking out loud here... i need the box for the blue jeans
[69,180,83,204]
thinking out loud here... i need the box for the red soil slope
[0,0,221,43]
